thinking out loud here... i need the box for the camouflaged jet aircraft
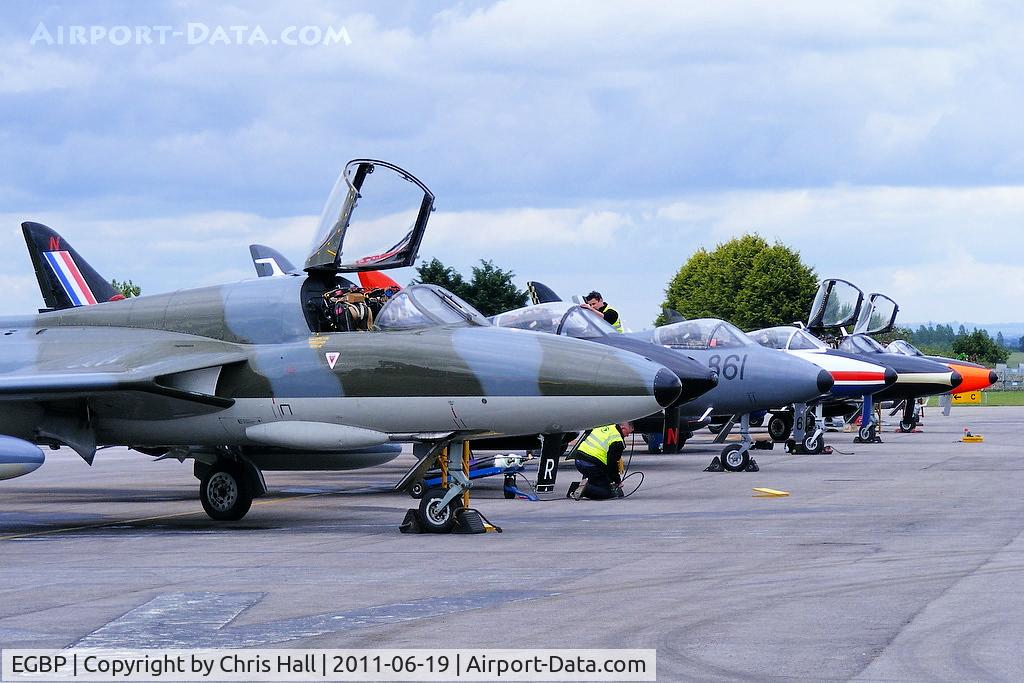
[3,159,681,529]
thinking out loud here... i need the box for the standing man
[567,422,633,500]
[583,291,623,332]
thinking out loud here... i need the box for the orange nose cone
[947,363,997,394]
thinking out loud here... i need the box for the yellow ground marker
[752,487,790,498]
[961,435,984,443]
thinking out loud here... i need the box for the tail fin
[249,244,299,277]
[662,307,686,324]
[22,222,120,311]
[526,281,562,305]
[357,270,401,291]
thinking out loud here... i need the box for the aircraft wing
[0,330,245,415]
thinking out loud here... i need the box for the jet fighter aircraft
[853,292,997,426]
[627,318,833,467]
[798,280,962,440]
[492,284,832,470]
[4,159,680,528]
[748,324,898,449]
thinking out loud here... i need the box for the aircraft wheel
[409,481,426,499]
[707,423,724,434]
[858,424,876,442]
[418,488,458,533]
[802,433,825,455]
[200,465,252,521]
[768,414,792,442]
[749,415,765,428]
[720,444,749,472]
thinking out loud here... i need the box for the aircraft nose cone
[654,368,683,407]
[816,369,834,395]
[989,370,999,385]
[884,367,898,386]
[950,370,963,390]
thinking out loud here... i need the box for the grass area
[980,391,1024,406]
[1006,351,1024,368]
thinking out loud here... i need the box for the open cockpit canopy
[853,293,899,335]
[807,278,863,331]
[305,159,434,274]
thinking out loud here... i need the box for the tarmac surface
[1,406,1022,681]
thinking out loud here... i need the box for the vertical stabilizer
[22,222,120,310]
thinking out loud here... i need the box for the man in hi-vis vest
[568,422,633,500]
[583,291,623,332]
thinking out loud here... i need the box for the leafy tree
[950,328,1010,365]
[414,258,527,317]
[465,260,529,316]
[996,331,1006,348]
[413,258,468,298]
[659,234,818,329]
[1020,336,1024,352]
[110,279,141,298]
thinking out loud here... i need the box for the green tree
[413,258,470,299]
[110,279,141,298]
[659,234,818,330]
[950,328,1010,365]
[414,258,527,317]
[996,331,1006,347]
[465,260,528,317]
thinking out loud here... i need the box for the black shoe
[566,481,580,499]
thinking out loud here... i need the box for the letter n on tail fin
[22,222,119,310]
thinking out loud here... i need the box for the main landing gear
[896,400,921,433]
[854,393,883,444]
[194,452,267,521]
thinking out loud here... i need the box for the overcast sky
[2,1,1022,329]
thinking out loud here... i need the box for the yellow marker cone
[752,487,790,498]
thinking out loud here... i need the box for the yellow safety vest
[602,305,623,333]
[577,425,624,465]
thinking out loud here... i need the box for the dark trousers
[574,457,616,500]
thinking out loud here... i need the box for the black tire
[899,415,918,432]
[707,423,724,434]
[768,414,792,442]
[409,481,426,499]
[200,465,252,521]
[749,415,765,428]
[801,433,825,455]
[720,444,749,472]
[859,424,876,442]
[417,488,458,533]
[503,475,516,499]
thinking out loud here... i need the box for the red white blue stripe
[43,250,97,306]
